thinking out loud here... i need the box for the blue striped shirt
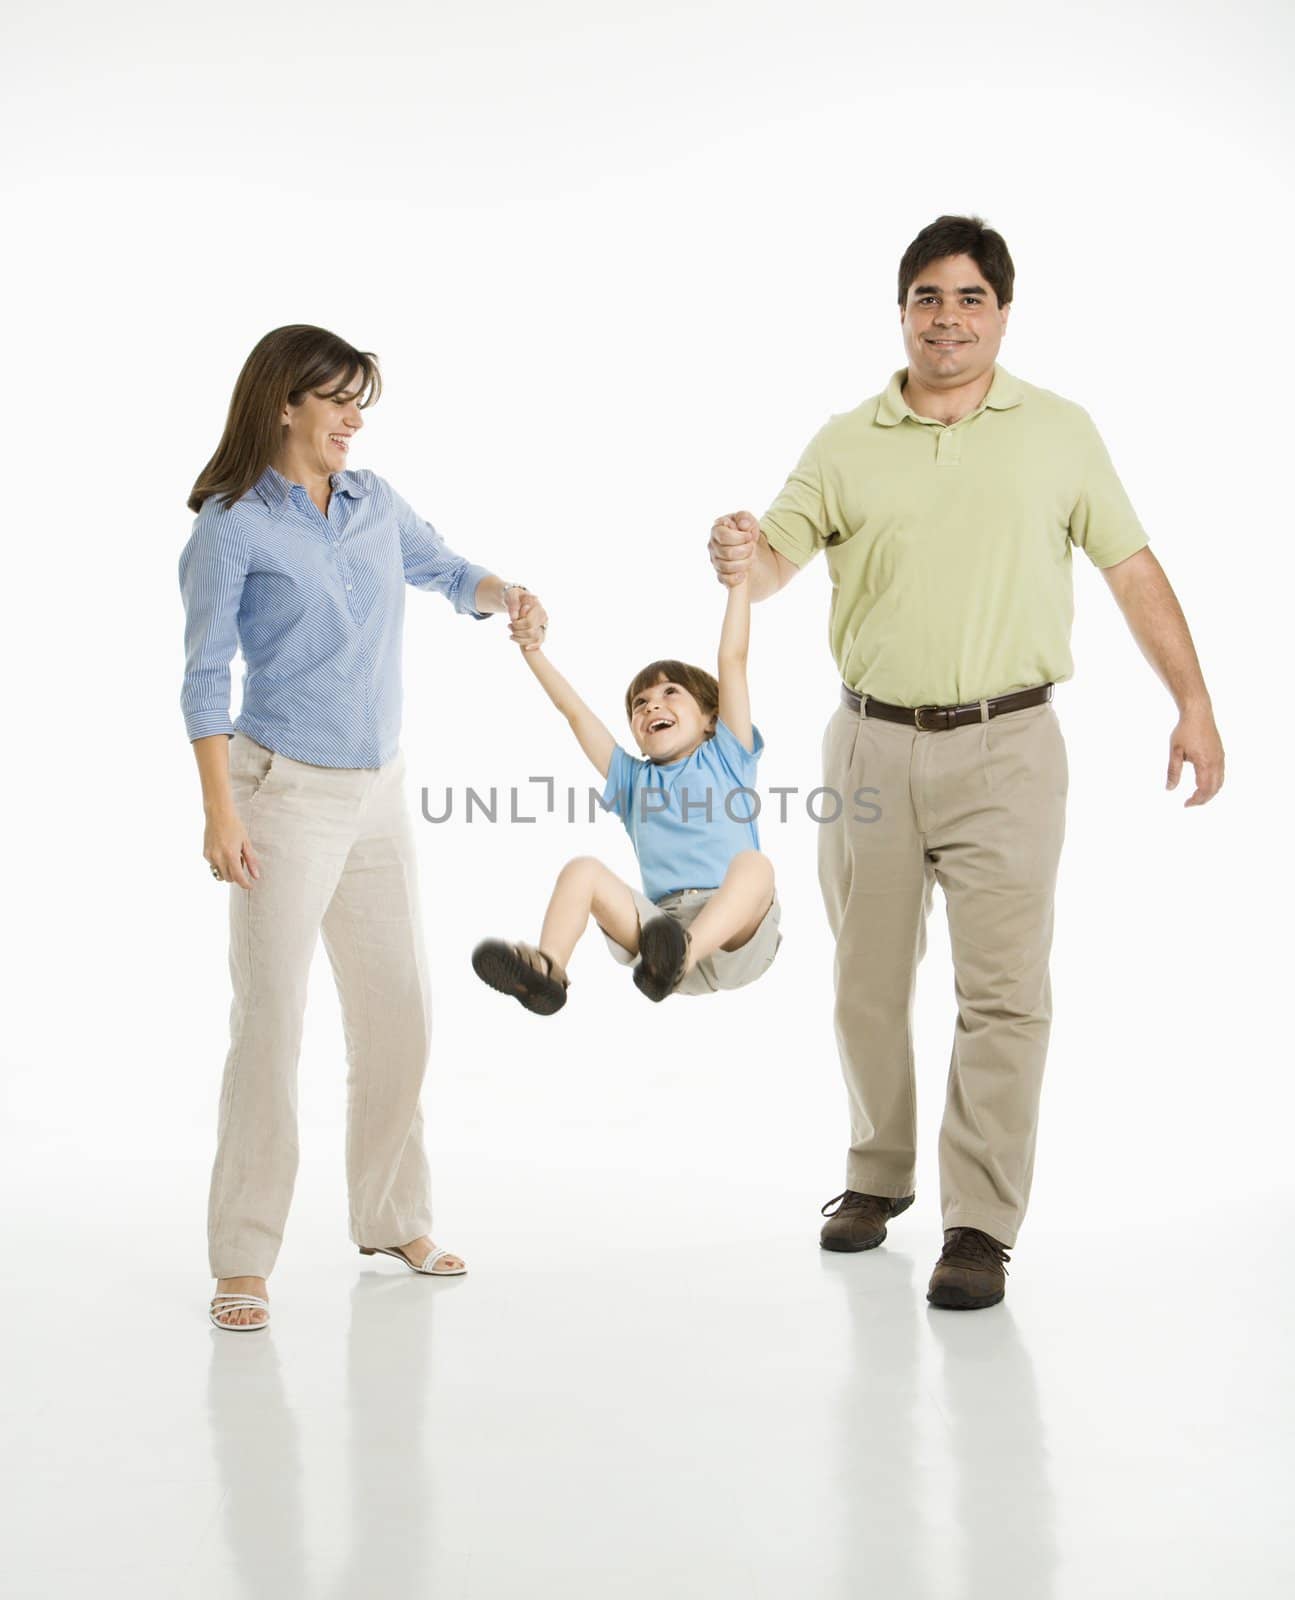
[178,465,493,767]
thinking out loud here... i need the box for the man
[709,214,1224,1311]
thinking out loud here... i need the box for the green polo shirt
[759,363,1149,706]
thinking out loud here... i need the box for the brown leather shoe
[819,1190,915,1252]
[926,1227,1011,1310]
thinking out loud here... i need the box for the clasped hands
[709,510,759,588]
[503,581,548,651]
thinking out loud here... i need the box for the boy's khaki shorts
[602,885,783,996]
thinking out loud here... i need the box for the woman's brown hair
[624,660,720,729]
[897,214,1015,309]
[187,325,382,513]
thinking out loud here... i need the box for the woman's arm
[179,511,260,888]
[521,647,617,781]
[716,578,754,753]
[193,734,260,889]
[388,481,547,646]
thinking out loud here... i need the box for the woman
[180,324,546,1331]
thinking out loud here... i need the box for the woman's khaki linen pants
[818,694,1068,1248]
[208,732,435,1280]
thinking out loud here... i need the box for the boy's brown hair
[624,660,719,731]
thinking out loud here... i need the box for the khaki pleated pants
[208,733,435,1279]
[817,693,1068,1247]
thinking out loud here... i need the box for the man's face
[899,253,1010,388]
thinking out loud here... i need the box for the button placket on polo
[905,396,991,466]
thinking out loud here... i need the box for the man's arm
[716,579,754,751]
[521,646,617,781]
[709,513,799,600]
[1100,546,1225,806]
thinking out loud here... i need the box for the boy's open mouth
[647,717,675,734]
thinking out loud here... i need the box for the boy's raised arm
[717,577,754,753]
[521,644,618,781]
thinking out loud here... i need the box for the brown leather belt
[840,680,1053,731]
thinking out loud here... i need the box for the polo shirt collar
[875,362,1025,427]
[252,465,371,512]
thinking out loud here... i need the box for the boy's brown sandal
[926,1227,1011,1310]
[471,938,569,1015]
[819,1190,915,1252]
[633,915,691,1002]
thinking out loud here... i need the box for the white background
[3,2,1292,1593]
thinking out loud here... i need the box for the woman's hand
[508,588,548,652]
[204,807,261,890]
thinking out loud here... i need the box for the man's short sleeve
[1069,412,1150,570]
[599,745,638,823]
[759,428,831,569]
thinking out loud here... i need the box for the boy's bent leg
[539,856,642,969]
[818,704,932,1199]
[680,849,775,971]
[321,772,435,1251]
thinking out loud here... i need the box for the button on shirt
[758,364,1150,706]
[600,718,764,902]
[178,466,492,767]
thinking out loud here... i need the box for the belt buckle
[914,704,950,732]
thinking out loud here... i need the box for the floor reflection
[325,1271,444,1599]
[926,1303,1058,1600]
[824,1249,1058,1600]
[828,1248,936,1597]
[205,1334,306,1597]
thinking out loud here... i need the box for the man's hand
[709,512,760,587]
[507,587,548,652]
[1166,705,1225,806]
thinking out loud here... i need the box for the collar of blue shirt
[250,464,373,513]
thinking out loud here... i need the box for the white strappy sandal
[209,1293,271,1331]
[358,1245,466,1277]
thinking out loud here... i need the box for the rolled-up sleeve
[759,427,832,569]
[388,481,492,618]
[178,509,251,741]
[1069,412,1150,569]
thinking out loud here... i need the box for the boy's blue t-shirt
[599,716,763,903]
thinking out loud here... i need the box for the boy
[471,576,781,1011]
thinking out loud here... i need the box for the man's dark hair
[897,214,1015,309]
